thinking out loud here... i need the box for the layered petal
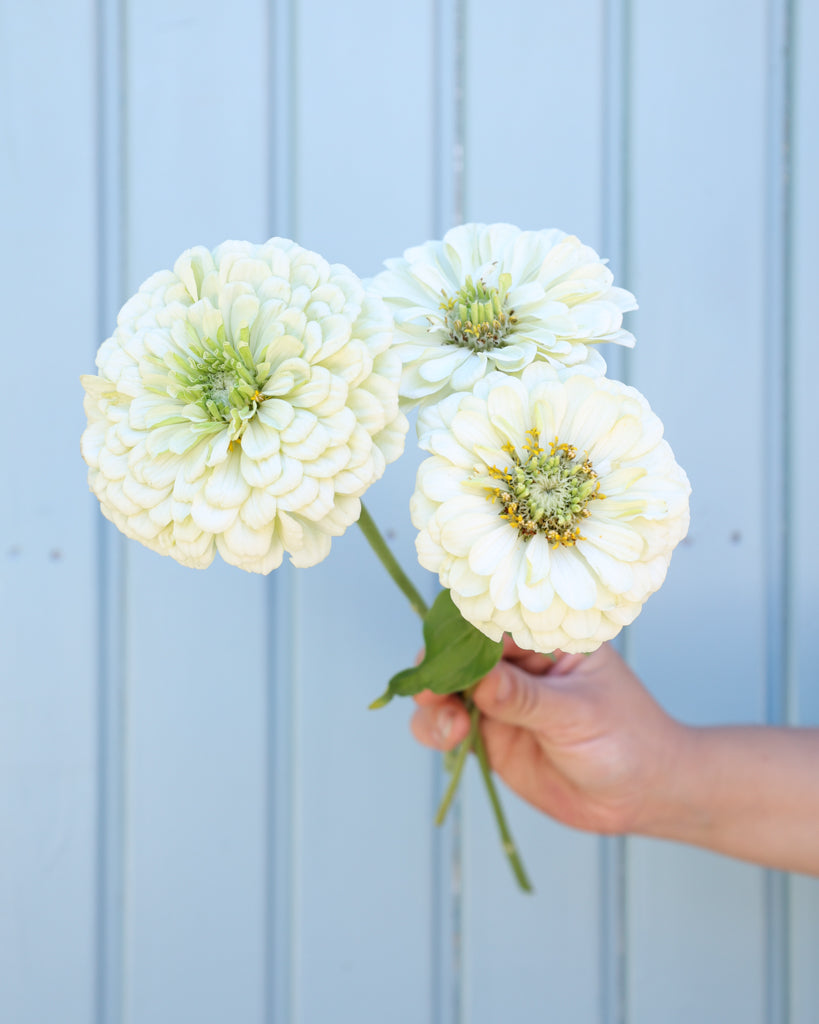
[81,237,408,573]
[370,222,637,412]
[412,365,690,652]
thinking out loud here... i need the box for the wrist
[630,721,713,842]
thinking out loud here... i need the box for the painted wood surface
[1,3,98,1023]
[1,1,816,1022]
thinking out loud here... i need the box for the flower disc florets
[81,238,408,573]
[410,363,690,653]
[370,223,637,411]
[440,273,517,351]
[168,323,267,427]
[488,434,603,545]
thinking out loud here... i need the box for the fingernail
[434,707,457,744]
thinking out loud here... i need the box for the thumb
[473,656,584,732]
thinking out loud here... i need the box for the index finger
[503,634,560,675]
[414,689,459,707]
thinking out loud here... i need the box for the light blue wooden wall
[1,1,817,1022]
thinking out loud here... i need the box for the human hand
[411,637,687,835]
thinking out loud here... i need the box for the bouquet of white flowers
[81,224,690,891]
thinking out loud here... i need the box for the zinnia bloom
[410,364,690,653]
[370,223,636,409]
[81,238,408,572]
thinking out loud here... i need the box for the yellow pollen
[479,427,604,545]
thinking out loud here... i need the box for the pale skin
[411,638,819,876]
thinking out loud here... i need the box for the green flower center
[440,273,518,351]
[485,431,604,546]
[169,323,267,433]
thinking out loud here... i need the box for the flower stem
[357,502,429,619]
[434,701,480,826]
[358,503,532,892]
[435,696,533,892]
[471,709,533,892]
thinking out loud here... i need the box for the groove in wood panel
[434,0,465,235]
[265,3,298,1020]
[94,1,128,1022]
[600,3,631,1021]
[763,1,794,1022]
[268,0,296,240]
[432,3,465,1023]
[265,563,298,1024]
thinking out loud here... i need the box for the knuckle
[513,676,542,721]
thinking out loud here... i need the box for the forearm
[639,725,819,875]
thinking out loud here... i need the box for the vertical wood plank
[294,3,436,275]
[462,0,605,247]
[460,2,607,1021]
[288,3,440,1021]
[627,2,769,1021]
[0,3,98,1022]
[122,3,270,1021]
[789,0,819,726]
[789,0,819,1020]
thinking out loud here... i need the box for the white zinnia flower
[81,238,408,573]
[410,364,690,653]
[370,223,637,409]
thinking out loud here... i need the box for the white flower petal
[82,236,403,572]
[416,457,466,503]
[518,574,556,614]
[372,222,636,410]
[520,595,568,634]
[239,489,278,530]
[190,495,239,534]
[548,546,598,610]
[438,502,501,557]
[288,521,332,568]
[583,517,645,562]
[409,366,689,651]
[241,417,281,460]
[468,523,519,577]
[450,353,489,392]
[524,535,551,584]
[451,409,503,456]
[417,348,471,383]
[575,540,634,594]
[560,607,603,641]
[489,542,525,611]
[204,452,251,509]
[220,516,275,559]
[449,557,491,598]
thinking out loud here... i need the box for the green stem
[435,697,533,892]
[472,713,533,892]
[357,502,429,619]
[358,503,532,892]
[434,701,480,826]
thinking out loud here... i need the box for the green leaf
[369,589,503,709]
